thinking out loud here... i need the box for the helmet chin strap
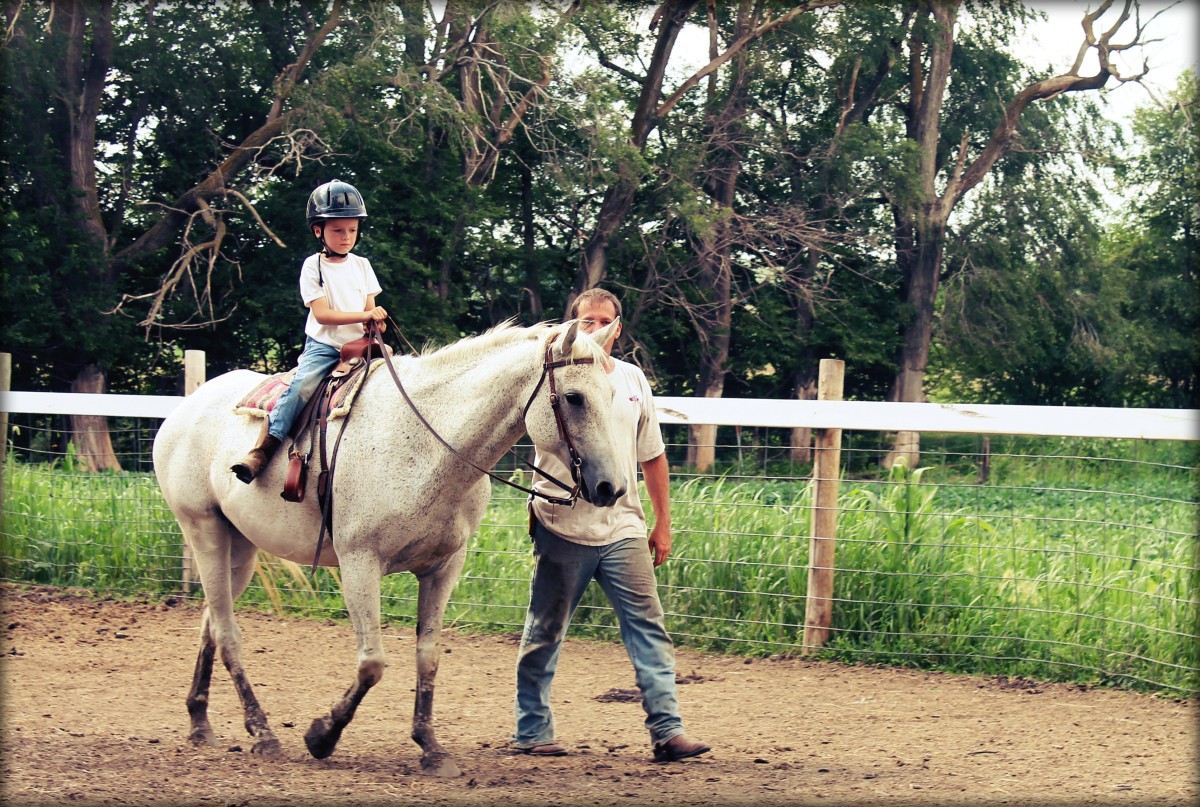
[314,224,355,289]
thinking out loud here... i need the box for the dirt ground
[1,584,1195,807]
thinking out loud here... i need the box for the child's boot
[231,421,282,484]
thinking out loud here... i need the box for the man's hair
[568,287,623,321]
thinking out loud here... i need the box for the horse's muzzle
[580,479,624,508]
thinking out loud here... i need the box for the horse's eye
[564,391,584,407]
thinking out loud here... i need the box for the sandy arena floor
[1,584,1195,806]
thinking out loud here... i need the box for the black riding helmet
[307,179,367,258]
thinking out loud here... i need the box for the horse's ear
[590,317,620,351]
[557,320,580,358]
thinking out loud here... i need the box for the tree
[1,0,346,469]
[573,0,841,298]
[877,0,1154,466]
[1107,70,1198,406]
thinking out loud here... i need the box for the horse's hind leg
[411,552,466,778]
[183,516,283,758]
[304,552,386,760]
[185,608,219,746]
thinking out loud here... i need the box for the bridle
[372,321,596,506]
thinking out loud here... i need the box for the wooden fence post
[1,352,10,526]
[803,358,844,652]
[180,350,205,593]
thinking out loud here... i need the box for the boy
[231,179,388,483]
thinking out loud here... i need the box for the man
[511,288,710,763]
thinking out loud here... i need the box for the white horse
[152,319,624,777]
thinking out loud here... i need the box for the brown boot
[652,735,710,762]
[231,421,282,484]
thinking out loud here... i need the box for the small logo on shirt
[628,395,640,403]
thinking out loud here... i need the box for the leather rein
[373,321,593,507]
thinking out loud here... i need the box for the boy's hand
[362,306,386,326]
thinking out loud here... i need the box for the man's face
[575,298,621,356]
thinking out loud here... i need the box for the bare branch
[112,1,343,269]
[576,22,644,83]
[225,188,286,249]
[267,0,345,121]
[947,0,1156,209]
[655,0,842,122]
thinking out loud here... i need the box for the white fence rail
[3,389,1197,441]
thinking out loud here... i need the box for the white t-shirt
[299,252,383,348]
[531,358,666,546]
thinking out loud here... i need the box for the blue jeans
[267,337,341,441]
[513,519,684,748]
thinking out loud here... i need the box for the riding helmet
[306,179,368,226]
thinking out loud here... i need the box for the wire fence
[2,413,1197,697]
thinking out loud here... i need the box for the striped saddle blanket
[233,360,383,422]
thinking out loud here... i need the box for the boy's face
[315,218,359,254]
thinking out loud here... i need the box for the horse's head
[523,319,626,508]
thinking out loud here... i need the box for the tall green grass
[2,436,1196,695]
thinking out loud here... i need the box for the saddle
[233,333,391,504]
[281,333,391,504]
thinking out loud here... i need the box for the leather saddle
[281,333,391,504]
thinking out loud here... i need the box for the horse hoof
[420,752,461,778]
[188,727,218,747]
[304,716,342,760]
[251,735,285,759]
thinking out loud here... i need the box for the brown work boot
[231,423,282,484]
[652,734,711,762]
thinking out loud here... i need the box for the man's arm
[641,451,672,567]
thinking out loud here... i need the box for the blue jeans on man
[513,519,685,749]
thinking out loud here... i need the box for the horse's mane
[415,319,607,372]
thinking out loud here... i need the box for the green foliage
[931,72,1197,407]
[1107,71,1199,407]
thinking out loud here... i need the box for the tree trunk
[50,2,120,472]
[885,212,945,468]
[576,0,700,295]
[789,369,816,463]
[684,2,748,474]
[687,290,733,472]
[69,364,122,472]
[884,0,958,467]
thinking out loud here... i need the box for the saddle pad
[233,360,385,421]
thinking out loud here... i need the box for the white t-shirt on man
[531,357,666,546]
[299,252,382,348]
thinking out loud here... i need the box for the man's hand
[648,520,672,567]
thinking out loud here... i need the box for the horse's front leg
[412,551,466,778]
[304,552,386,760]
